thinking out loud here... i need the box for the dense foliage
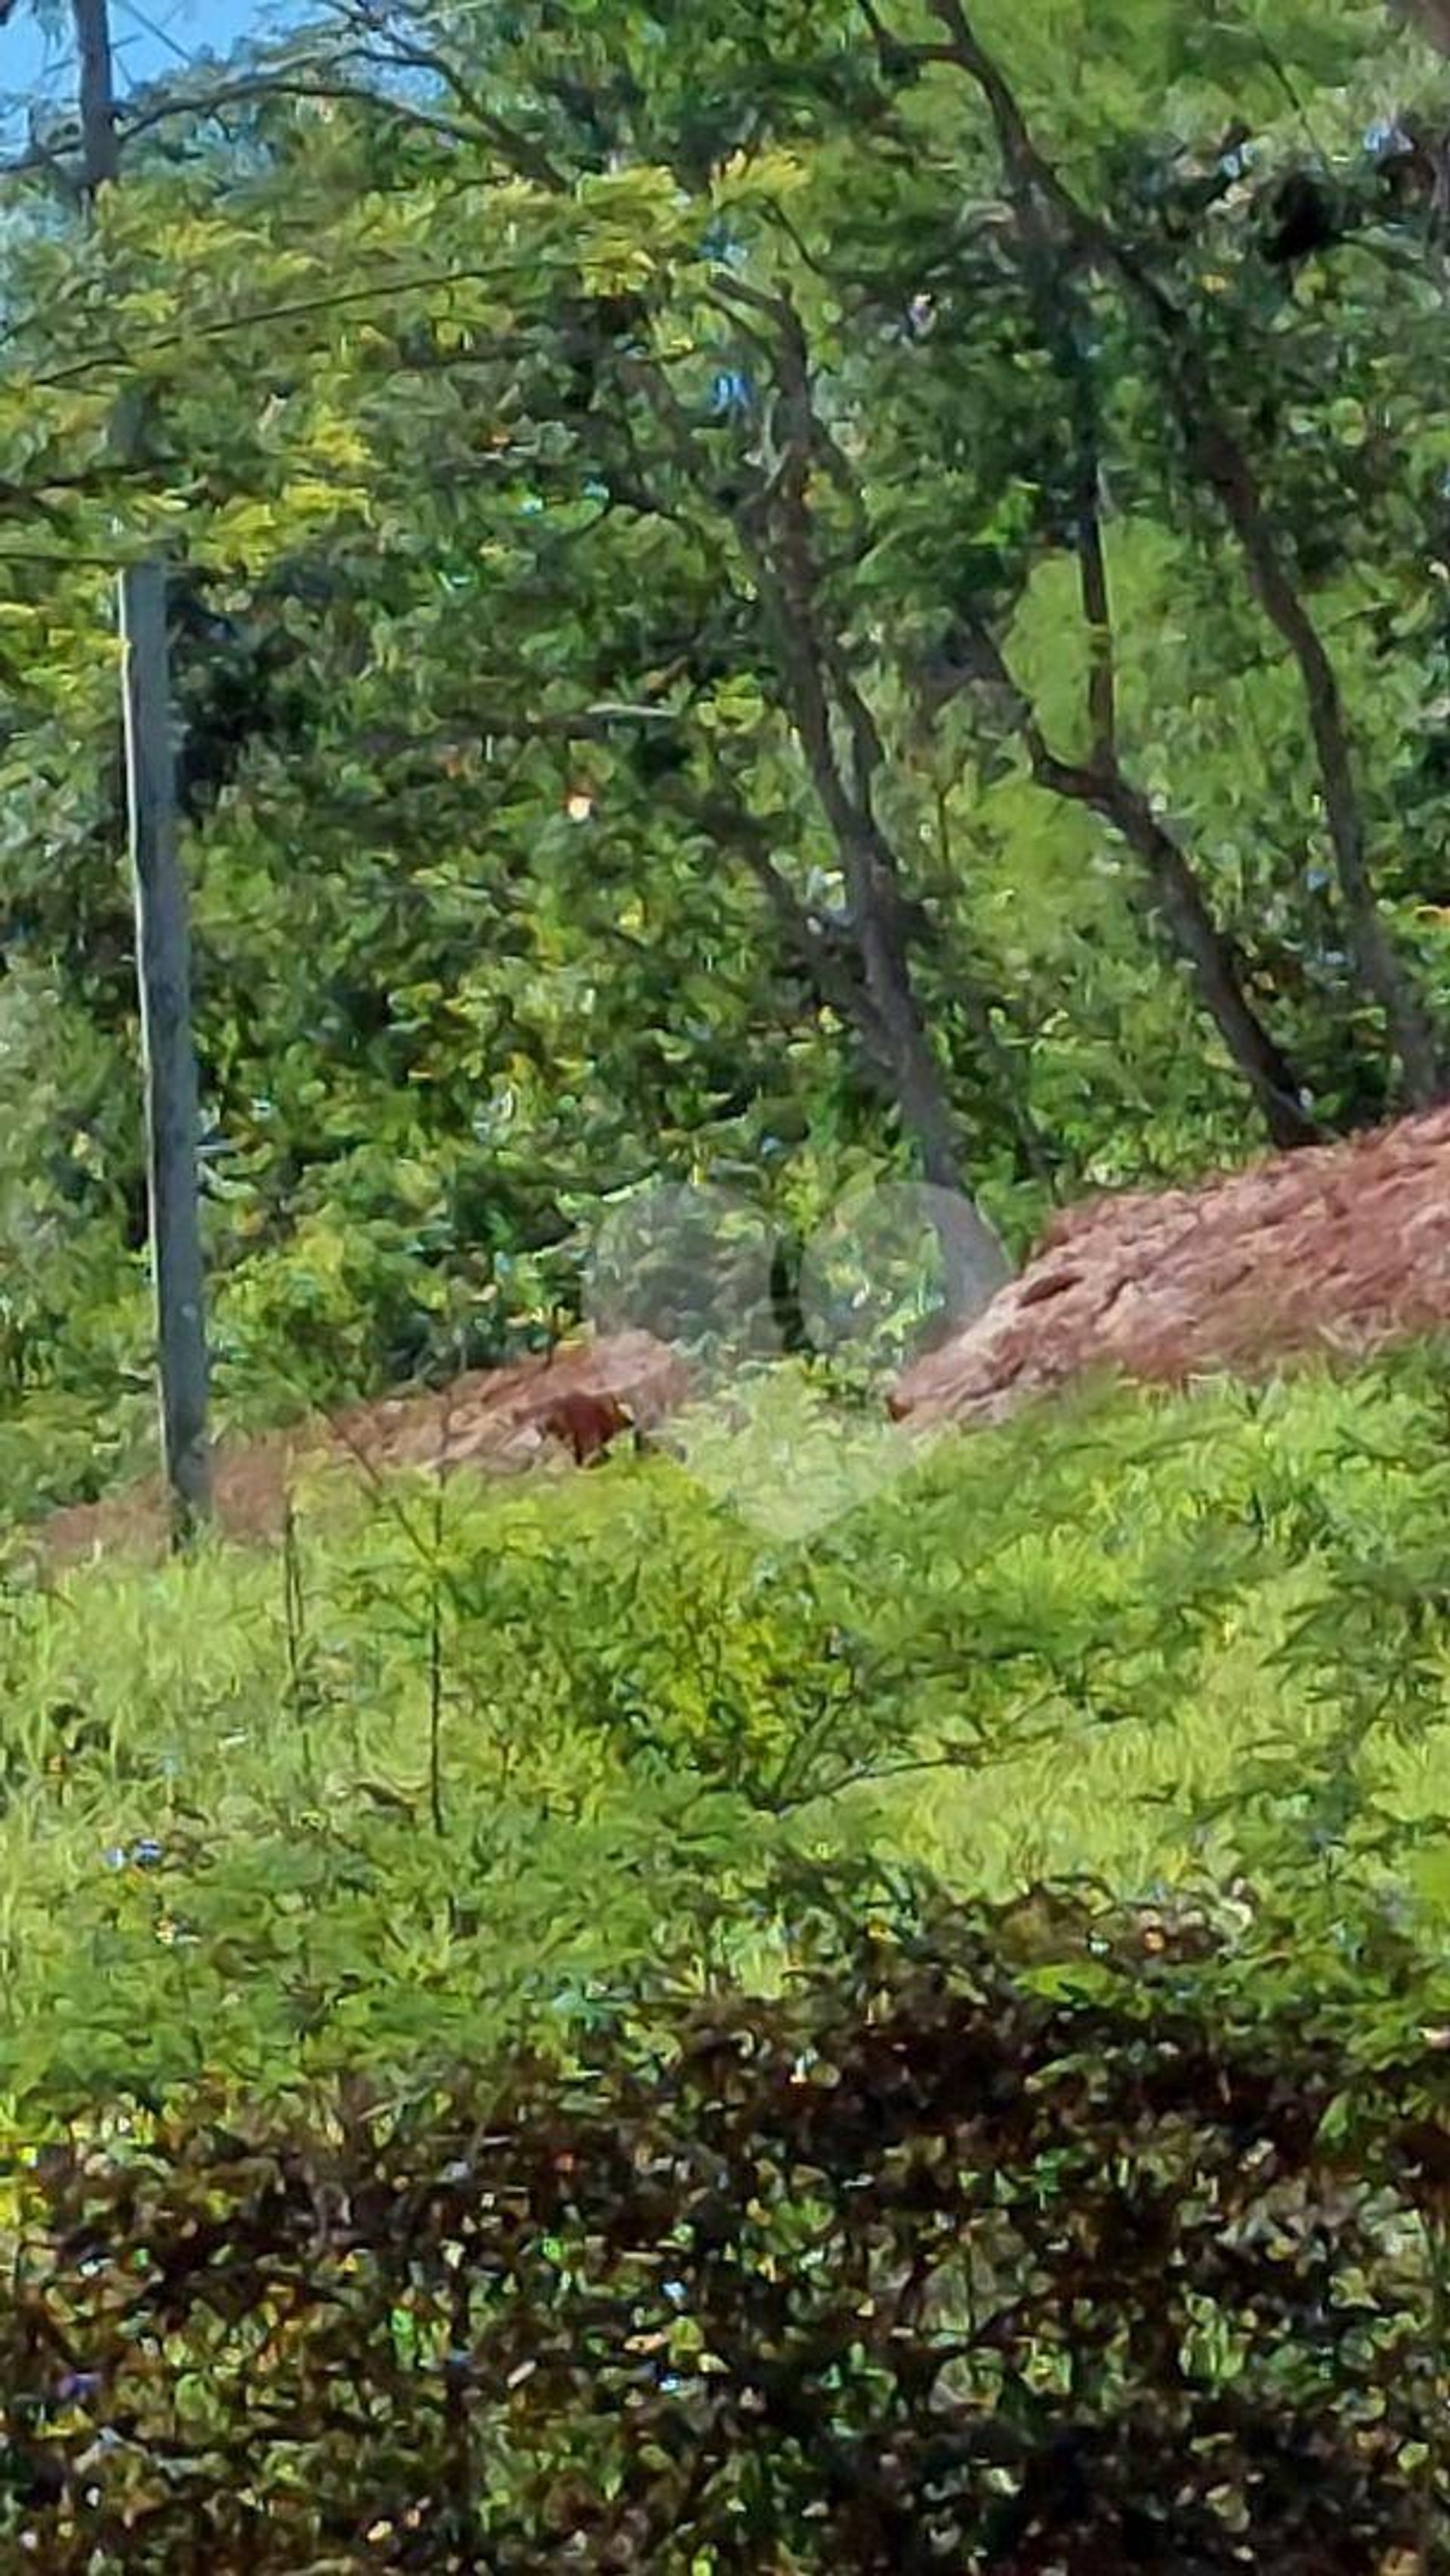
[5,1886,1450,2571]
[9,2,1450,2562]
[5,1,1450,1469]
[5,1346,1450,2114]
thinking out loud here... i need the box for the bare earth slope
[35,1330,690,1567]
[893,1107,1450,1430]
[32,1111,1450,1564]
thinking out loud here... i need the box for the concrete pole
[72,0,211,1541]
[119,561,211,1538]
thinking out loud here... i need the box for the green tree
[2,0,1450,1461]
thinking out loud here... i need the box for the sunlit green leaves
[0,0,1448,1455]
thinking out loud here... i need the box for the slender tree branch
[938,621,1320,1146]
[32,260,540,390]
[353,702,682,760]
[116,77,557,180]
[856,0,1442,1101]
[310,2,568,188]
[352,703,904,1075]
[1072,435,1117,774]
[666,779,894,1058]
[909,0,1444,1105]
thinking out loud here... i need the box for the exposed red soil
[34,1330,690,1569]
[33,1109,1450,1566]
[893,1106,1450,1430]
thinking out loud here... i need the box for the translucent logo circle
[582,1181,779,1380]
[579,1178,1006,1541]
[799,1180,1007,1378]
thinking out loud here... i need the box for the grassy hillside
[5,1342,1450,2130]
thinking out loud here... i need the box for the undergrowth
[5,1883,1450,2569]
[2,1344,1450,2126]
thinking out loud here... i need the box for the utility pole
[119,565,211,1533]
[72,0,120,190]
[71,0,212,1538]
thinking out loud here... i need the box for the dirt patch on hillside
[33,1331,690,1569]
[33,1109,1450,1566]
[893,1106,1450,1430]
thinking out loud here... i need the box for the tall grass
[4,1346,1450,2124]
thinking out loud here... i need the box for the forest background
[6,0,1450,1507]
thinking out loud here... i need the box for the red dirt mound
[892,1106,1450,1431]
[35,1330,690,1569]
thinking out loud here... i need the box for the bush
[4,1886,1449,2571]
[12,1342,1450,2112]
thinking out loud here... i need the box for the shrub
[3,1886,1448,2570]
[11,1342,1450,2112]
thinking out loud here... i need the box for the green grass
[5,1345,1450,2127]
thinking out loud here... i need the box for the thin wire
[113,0,193,68]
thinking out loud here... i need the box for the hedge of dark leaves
[3,1892,1450,2571]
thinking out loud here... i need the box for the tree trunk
[1076,766,1320,1149]
[72,0,120,197]
[849,838,1015,1307]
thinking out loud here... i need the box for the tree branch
[625,300,1010,1277]
[32,259,538,390]
[116,76,557,182]
[1071,417,1117,774]
[936,622,1321,1147]
[352,701,683,760]
[306,2,567,189]
[665,779,894,1058]
[883,0,1445,1103]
